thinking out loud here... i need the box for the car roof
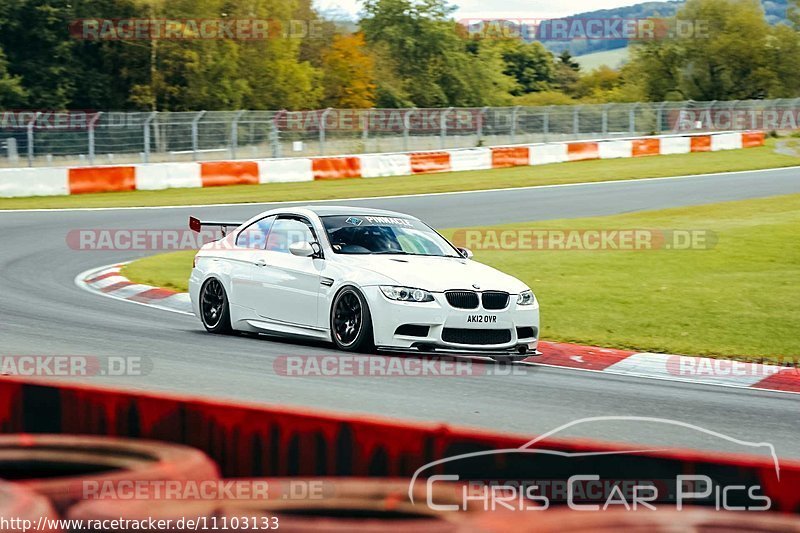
[294,205,420,220]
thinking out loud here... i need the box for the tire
[200,277,233,334]
[0,434,219,514]
[330,286,375,353]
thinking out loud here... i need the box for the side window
[266,217,315,254]
[235,216,274,249]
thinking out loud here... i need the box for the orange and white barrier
[0,131,766,198]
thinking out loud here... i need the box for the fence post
[573,106,580,136]
[706,101,716,131]
[26,112,40,167]
[191,111,206,161]
[88,112,103,165]
[728,100,738,130]
[143,111,157,163]
[403,108,416,152]
[362,109,370,146]
[629,103,639,134]
[230,110,245,159]
[543,106,550,142]
[602,104,609,135]
[270,111,283,158]
[476,107,487,146]
[510,106,520,144]
[319,107,332,155]
[440,107,453,149]
[656,102,667,133]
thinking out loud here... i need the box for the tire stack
[0,434,520,532]
[4,434,799,532]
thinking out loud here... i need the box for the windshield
[321,215,460,257]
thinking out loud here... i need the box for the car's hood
[336,255,529,293]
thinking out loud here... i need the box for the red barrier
[200,161,259,187]
[567,142,599,161]
[490,147,529,168]
[690,135,712,152]
[742,131,766,148]
[68,166,136,195]
[1,377,798,514]
[312,157,362,180]
[632,138,661,157]
[410,152,451,173]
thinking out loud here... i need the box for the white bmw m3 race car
[188,206,540,361]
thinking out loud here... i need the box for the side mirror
[456,247,473,259]
[289,241,317,257]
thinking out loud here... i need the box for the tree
[553,50,581,96]
[361,0,514,106]
[624,0,785,101]
[0,0,75,108]
[0,48,25,107]
[321,33,376,108]
[484,39,554,96]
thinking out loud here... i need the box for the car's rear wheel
[330,286,374,353]
[200,277,232,334]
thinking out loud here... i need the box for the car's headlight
[380,286,434,302]
[516,289,536,306]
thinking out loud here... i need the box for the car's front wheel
[330,286,375,353]
[200,277,232,334]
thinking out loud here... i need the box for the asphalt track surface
[1,167,799,460]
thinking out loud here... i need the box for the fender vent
[516,326,537,339]
[395,325,430,337]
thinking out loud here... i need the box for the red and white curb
[533,341,799,395]
[75,263,192,315]
[77,263,799,395]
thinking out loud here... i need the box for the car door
[227,215,275,311]
[252,215,322,328]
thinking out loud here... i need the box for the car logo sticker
[345,217,363,226]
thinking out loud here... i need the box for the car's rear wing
[189,216,242,236]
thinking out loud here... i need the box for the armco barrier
[0,376,798,514]
[0,131,766,198]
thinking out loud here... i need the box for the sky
[316,0,649,20]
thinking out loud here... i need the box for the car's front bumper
[364,286,540,354]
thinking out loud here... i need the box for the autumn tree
[321,33,376,108]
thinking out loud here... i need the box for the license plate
[466,314,498,324]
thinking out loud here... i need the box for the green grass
[576,47,630,71]
[122,250,195,292]
[1,139,797,210]
[122,194,800,361]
